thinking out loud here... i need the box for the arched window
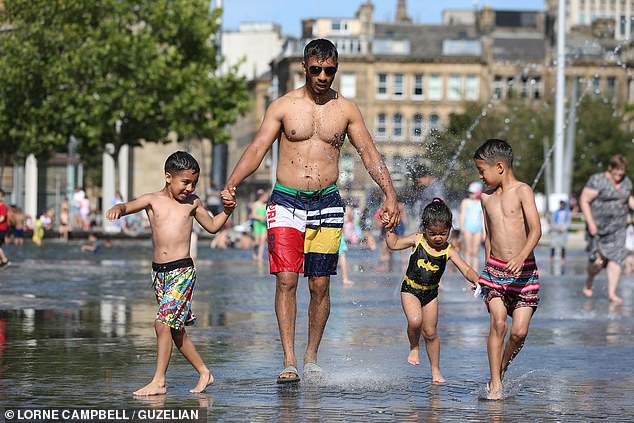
[375,113,387,139]
[392,113,403,140]
[429,113,442,132]
[412,113,424,139]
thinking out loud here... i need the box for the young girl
[385,198,479,382]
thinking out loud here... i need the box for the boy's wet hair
[421,198,452,230]
[473,138,513,168]
[304,39,338,63]
[165,151,200,175]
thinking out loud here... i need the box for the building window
[493,75,504,99]
[392,154,404,181]
[520,77,529,98]
[465,75,479,100]
[592,75,601,95]
[448,74,462,101]
[429,74,443,100]
[413,74,424,98]
[531,76,543,99]
[375,113,387,138]
[606,76,616,98]
[429,113,442,132]
[507,76,515,98]
[340,73,357,98]
[393,73,404,98]
[392,113,404,140]
[392,154,404,169]
[335,39,363,54]
[330,20,350,34]
[377,73,388,98]
[412,113,424,139]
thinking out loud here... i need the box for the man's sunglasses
[308,65,337,76]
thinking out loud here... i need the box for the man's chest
[282,108,348,145]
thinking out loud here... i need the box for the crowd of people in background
[0,185,145,251]
[1,166,633,286]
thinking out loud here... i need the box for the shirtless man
[473,139,542,399]
[224,39,399,383]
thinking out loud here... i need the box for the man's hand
[221,189,237,213]
[380,196,400,230]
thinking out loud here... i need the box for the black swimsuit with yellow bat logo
[401,234,449,306]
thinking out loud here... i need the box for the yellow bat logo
[417,259,439,272]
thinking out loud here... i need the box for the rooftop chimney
[396,0,412,23]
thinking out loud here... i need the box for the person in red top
[0,189,10,268]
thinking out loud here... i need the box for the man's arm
[224,99,284,194]
[345,101,399,229]
[506,185,542,273]
[579,186,599,235]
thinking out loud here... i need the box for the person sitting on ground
[81,234,101,253]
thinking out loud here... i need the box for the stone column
[24,154,38,220]
[118,144,129,201]
[102,144,117,233]
[11,164,24,210]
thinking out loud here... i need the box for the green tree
[0,0,249,184]
[434,99,552,197]
[572,96,633,195]
[436,95,632,199]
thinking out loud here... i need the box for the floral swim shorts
[152,257,197,330]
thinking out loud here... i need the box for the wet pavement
[0,239,633,422]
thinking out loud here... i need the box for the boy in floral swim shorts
[473,139,542,400]
[106,151,234,396]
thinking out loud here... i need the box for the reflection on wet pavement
[0,241,633,420]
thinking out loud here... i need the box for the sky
[219,0,546,37]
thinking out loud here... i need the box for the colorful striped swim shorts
[266,183,344,277]
[478,256,540,315]
[152,257,197,330]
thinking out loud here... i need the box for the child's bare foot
[407,347,420,365]
[582,287,593,297]
[431,370,445,383]
[190,370,214,393]
[133,381,166,396]
[486,382,502,400]
[609,295,623,305]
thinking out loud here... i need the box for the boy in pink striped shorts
[473,139,542,400]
